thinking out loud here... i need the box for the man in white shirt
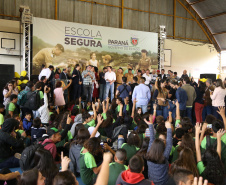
[150,69,158,82]
[142,69,152,85]
[105,66,116,101]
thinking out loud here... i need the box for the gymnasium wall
[0,18,219,79]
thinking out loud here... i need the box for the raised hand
[217,129,225,139]
[61,152,71,171]
[195,122,201,134]
[66,114,72,125]
[103,152,113,163]
[97,114,103,126]
[217,106,225,117]
[165,121,171,129]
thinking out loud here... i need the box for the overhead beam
[167,35,209,42]
[202,12,226,20]
[173,0,176,39]
[183,0,221,51]
[177,0,212,43]
[121,0,124,28]
[212,31,226,35]
[55,0,57,20]
[0,14,20,18]
[189,0,205,5]
[77,0,194,21]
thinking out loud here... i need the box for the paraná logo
[131,37,138,46]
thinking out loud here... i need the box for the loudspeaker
[0,64,15,104]
[200,74,216,82]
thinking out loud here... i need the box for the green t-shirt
[121,143,139,164]
[171,145,179,163]
[8,102,16,112]
[201,135,226,170]
[84,119,96,129]
[108,162,128,185]
[39,91,44,100]
[0,113,4,126]
[56,131,73,147]
[80,147,97,185]
[197,161,205,175]
[123,69,135,75]
[175,119,180,128]
[102,113,107,120]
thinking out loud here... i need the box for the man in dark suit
[158,69,167,79]
[72,64,82,101]
[59,68,69,80]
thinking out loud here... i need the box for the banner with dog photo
[32,17,158,75]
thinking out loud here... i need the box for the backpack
[17,90,29,106]
[24,90,41,110]
[117,84,129,98]
[19,140,51,171]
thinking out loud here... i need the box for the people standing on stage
[99,67,107,102]
[72,64,82,101]
[105,66,116,101]
[124,69,134,84]
[93,67,99,102]
[142,69,152,85]
[82,65,95,103]
[116,68,124,91]
[132,77,151,114]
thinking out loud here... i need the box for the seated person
[23,112,33,135]
[31,117,46,143]
[108,148,128,185]
[42,127,61,160]
[116,155,154,185]
[0,118,26,168]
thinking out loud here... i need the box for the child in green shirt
[121,131,140,164]
[5,94,18,117]
[80,137,102,185]
[0,104,5,127]
[108,148,128,185]
[82,103,97,129]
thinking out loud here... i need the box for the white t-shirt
[142,73,152,85]
[105,71,116,82]
[39,68,51,80]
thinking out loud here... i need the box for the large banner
[32,17,158,75]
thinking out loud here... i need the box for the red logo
[131,37,139,46]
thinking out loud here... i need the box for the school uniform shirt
[121,143,139,164]
[0,113,4,126]
[84,119,96,129]
[108,162,128,185]
[80,147,97,185]
[5,102,19,115]
[31,126,46,143]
